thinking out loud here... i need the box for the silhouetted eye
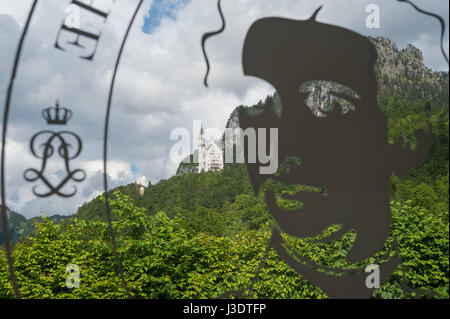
[263,178,327,212]
[299,80,361,117]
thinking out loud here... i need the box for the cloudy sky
[0,0,448,218]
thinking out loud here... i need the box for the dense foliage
[0,207,69,246]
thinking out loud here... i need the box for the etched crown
[42,100,72,125]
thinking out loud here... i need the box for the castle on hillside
[135,176,147,196]
[198,126,224,172]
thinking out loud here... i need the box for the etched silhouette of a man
[237,7,432,298]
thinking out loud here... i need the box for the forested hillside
[0,207,69,246]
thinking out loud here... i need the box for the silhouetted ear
[390,125,433,176]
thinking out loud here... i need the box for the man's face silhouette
[239,14,431,265]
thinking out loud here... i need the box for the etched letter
[55,0,110,60]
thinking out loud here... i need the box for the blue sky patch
[131,163,139,176]
[142,0,191,34]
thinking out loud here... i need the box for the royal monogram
[24,102,85,197]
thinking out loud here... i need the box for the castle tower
[135,176,147,196]
[198,125,207,172]
[197,125,224,173]
[206,142,224,171]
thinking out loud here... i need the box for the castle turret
[197,125,224,173]
[198,125,206,172]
